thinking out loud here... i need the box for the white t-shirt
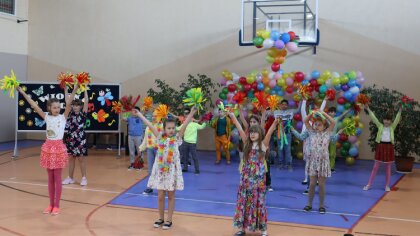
[45,114,66,140]
[381,127,391,142]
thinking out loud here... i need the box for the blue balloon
[311,70,320,79]
[335,111,342,117]
[223,100,228,105]
[270,90,277,95]
[247,91,255,99]
[344,91,353,101]
[319,85,328,94]
[270,30,281,41]
[257,82,265,91]
[334,85,342,91]
[349,94,357,103]
[281,33,290,44]
[273,85,281,91]
[337,105,345,112]
[348,79,357,87]
[230,150,237,157]
[349,147,359,157]
[277,90,284,96]
[279,69,284,74]
[356,128,362,136]
[301,80,309,85]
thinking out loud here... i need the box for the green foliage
[147,74,220,116]
[362,85,420,158]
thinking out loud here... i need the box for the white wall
[0,0,28,142]
[26,0,420,158]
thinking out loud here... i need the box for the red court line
[0,225,26,236]
[346,174,406,234]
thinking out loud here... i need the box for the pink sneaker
[43,206,53,214]
[51,207,60,215]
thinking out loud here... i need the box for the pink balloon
[215,99,223,106]
[286,42,298,52]
[296,121,303,131]
[273,73,281,80]
[348,135,358,144]
[286,77,294,86]
[220,78,227,86]
[356,71,363,79]
[269,80,276,88]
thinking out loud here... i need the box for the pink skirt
[375,143,395,163]
[40,139,68,169]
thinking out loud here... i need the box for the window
[0,0,15,15]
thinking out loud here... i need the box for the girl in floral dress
[135,106,196,230]
[229,112,279,236]
[17,84,78,215]
[292,110,337,214]
[62,88,89,186]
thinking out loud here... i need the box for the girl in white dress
[135,106,196,230]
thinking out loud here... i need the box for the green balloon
[342,141,351,150]
[253,36,264,46]
[344,102,352,109]
[266,56,274,64]
[340,148,348,157]
[222,87,228,94]
[219,92,227,100]
[237,84,244,91]
[348,70,357,80]
[318,93,326,99]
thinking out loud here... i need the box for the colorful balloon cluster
[219,69,366,165]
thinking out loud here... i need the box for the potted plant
[362,85,420,173]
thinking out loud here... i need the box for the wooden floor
[0,147,419,236]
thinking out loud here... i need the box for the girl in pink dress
[17,84,78,215]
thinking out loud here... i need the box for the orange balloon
[262,77,270,86]
[293,82,300,89]
[274,56,285,64]
[336,142,342,149]
[279,49,288,57]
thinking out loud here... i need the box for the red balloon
[294,72,304,82]
[252,107,259,114]
[337,97,346,105]
[310,79,318,87]
[339,134,348,142]
[314,85,320,92]
[227,84,237,92]
[243,84,251,92]
[239,77,247,85]
[288,31,296,41]
[293,113,302,121]
[251,82,258,90]
[271,63,280,72]
[308,86,314,92]
[286,86,294,94]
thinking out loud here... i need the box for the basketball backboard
[240,0,319,47]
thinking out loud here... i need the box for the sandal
[234,231,245,236]
[319,207,326,214]
[162,221,172,230]
[303,205,312,212]
[153,219,164,228]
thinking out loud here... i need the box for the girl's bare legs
[68,156,76,179]
[167,191,175,222]
[78,157,87,178]
[318,176,326,208]
[158,190,165,220]
[307,175,318,207]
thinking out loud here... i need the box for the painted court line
[0,180,121,194]
[123,192,361,217]
[4,180,420,225]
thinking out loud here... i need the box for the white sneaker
[80,177,88,186]
[363,185,370,191]
[385,186,390,192]
[62,177,75,185]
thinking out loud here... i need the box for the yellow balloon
[358,122,364,129]
[345,157,355,166]
[282,73,289,79]
[322,70,331,78]
[256,29,264,37]
[332,78,341,86]
[277,78,286,87]
[296,151,304,160]
[261,69,269,77]
[317,78,325,85]
[262,30,270,39]
[340,75,349,84]
[354,116,360,122]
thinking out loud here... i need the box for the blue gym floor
[109,151,404,229]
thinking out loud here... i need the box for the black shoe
[303,205,312,212]
[302,190,309,195]
[188,162,191,166]
[194,171,200,175]
[162,221,172,230]
[182,169,188,172]
[128,164,134,170]
[153,219,164,228]
[301,180,308,185]
[331,169,336,173]
[143,188,153,195]
[319,207,326,214]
